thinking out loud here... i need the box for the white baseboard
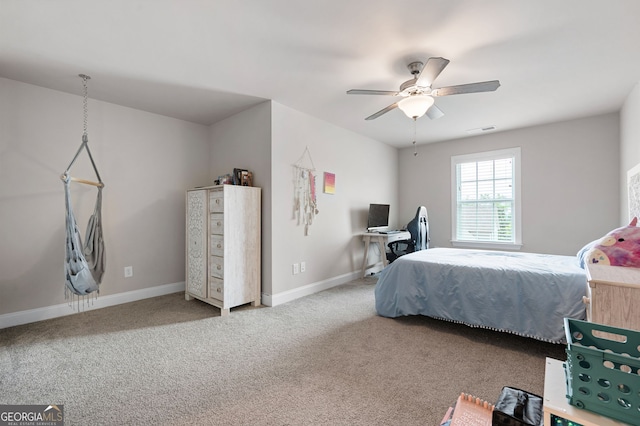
[0,281,185,330]
[261,271,361,307]
[3,271,364,329]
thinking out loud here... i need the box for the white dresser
[185,185,261,315]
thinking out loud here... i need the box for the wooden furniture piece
[584,264,640,331]
[543,357,629,426]
[185,185,261,315]
[361,231,411,277]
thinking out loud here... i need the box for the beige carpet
[0,277,565,425]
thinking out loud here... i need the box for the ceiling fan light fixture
[397,95,435,119]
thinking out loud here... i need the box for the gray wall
[0,77,211,316]
[208,102,273,294]
[398,113,620,255]
[621,82,640,224]
[207,101,398,299]
[1,75,633,323]
[0,80,397,321]
[270,102,398,296]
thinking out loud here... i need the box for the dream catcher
[292,147,319,236]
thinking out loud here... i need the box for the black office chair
[387,206,429,263]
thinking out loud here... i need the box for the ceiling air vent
[466,125,496,135]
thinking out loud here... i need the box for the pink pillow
[585,217,640,267]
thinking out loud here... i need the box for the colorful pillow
[577,239,599,269]
[582,217,640,267]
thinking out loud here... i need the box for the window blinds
[456,157,514,243]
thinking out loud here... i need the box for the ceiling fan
[347,57,500,121]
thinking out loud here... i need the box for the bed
[374,248,588,343]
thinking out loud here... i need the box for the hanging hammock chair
[61,74,105,303]
[63,172,104,296]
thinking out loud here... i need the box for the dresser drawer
[210,235,224,256]
[209,277,224,302]
[210,255,224,279]
[210,213,224,235]
[209,190,224,212]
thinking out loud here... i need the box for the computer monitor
[367,203,390,232]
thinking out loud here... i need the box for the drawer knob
[217,288,221,293]
[217,221,221,226]
[217,265,221,270]
[217,243,222,248]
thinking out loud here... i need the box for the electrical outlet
[124,266,133,278]
[300,261,306,273]
[293,263,299,275]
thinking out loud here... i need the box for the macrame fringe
[428,315,563,344]
[292,166,319,236]
[65,286,99,312]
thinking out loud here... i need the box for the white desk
[361,231,411,277]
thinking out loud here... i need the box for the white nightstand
[584,264,640,331]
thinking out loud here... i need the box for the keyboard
[379,230,402,234]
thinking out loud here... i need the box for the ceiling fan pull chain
[413,117,418,157]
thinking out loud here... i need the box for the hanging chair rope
[61,135,104,187]
[62,74,106,302]
[61,74,104,188]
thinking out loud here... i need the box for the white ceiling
[2,0,640,148]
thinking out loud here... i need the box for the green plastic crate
[563,318,640,425]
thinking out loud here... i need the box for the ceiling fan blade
[432,80,500,97]
[365,103,398,120]
[426,104,444,120]
[347,89,399,96]
[416,57,450,87]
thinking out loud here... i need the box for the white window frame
[450,147,522,250]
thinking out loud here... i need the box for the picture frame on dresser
[233,168,248,186]
[241,171,253,187]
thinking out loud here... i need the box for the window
[451,147,521,249]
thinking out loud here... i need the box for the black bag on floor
[492,386,543,426]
